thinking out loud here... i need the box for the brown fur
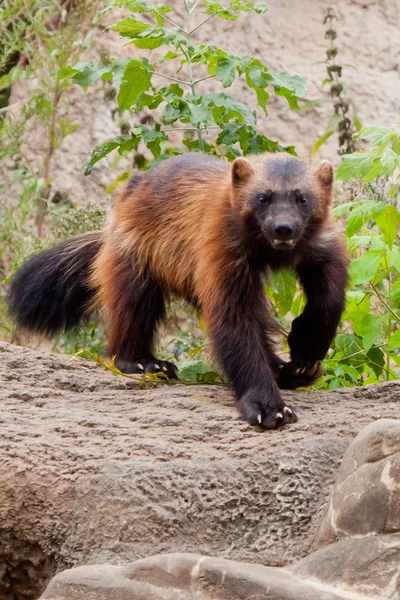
[10,151,348,428]
[88,152,348,428]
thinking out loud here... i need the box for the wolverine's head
[231,153,334,250]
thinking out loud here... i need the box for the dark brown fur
[9,152,348,429]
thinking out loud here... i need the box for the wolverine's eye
[257,192,271,205]
[297,193,308,206]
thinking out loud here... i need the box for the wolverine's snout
[262,214,303,249]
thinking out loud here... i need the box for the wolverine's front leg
[202,276,297,428]
[287,241,348,382]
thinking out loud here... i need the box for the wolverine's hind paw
[278,360,323,390]
[114,357,179,379]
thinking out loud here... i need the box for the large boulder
[40,553,353,600]
[314,419,400,547]
[41,419,400,600]
[0,341,399,599]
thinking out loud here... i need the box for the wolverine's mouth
[272,239,295,250]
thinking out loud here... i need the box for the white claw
[137,363,144,371]
[294,368,301,376]
[154,364,160,370]
[284,406,292,415]
[300,367,307,374]
[276,412,283,419]
[162,366,168,372]
[257,414,263,425]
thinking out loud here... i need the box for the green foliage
[321,122,400,388]
[0,0,104,348]
[61,0,305,173]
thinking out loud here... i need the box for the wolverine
[9,152,348,429]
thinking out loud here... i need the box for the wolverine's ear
[315,160,334,188]
[232,157,254,185]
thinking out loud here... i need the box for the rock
[290,534,400,599]
[41,553,350,600]
[41,419,400,600]
[0,341,399,599]
[314,419,400,547]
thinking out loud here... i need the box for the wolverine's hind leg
[93,247,178,379]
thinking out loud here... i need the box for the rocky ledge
[0,341,398,599]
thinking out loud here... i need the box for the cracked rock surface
[0,341,399,598]
[41,420,400,600]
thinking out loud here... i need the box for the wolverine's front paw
[114,357,179,379]
[278,360,324,390]
[237,389,297,429]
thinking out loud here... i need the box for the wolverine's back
[109,153,232,298]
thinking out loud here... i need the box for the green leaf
[366,346,385,378]
[177,359,224,384]
[270,72,306,97]
[203,93,257,127]
[83,136,131,175]
[270,72,306,109]
[327,113,344,128]
[66,61,112,87]
[187,101,213,126]
[376,206,400,248]
[387,328,400,351]
[312,130,334,156]
[215,56,239,88]
[380,147,399,175]
[336,152,377,181]
[349,251,381,286]
[247,65,271,88]
[141,126,168,158]
[163,102,183,124]
[117,60,151,111]
[332,201,354,217]
[268,269,297,316]
[355,126,394,146]
[111,17,150,38]
[388,248,400,272]
[353,314,383,352]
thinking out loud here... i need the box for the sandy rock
[0,341,399,599]
[41,553,350,600]
[291,534,400,600]
[314,419,400,547]
[41,419,400,600]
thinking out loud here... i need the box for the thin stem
[193,74,214,84]
[37,85,60,237]
[189,0,202,14]
[180,33,205,151]
[0,100,24,114]
[161,126,219,131]
[189,11,220,36]
[153,71,192,86]
[370,282,400,324]
[385,255,392,381]
[154,10,187,32]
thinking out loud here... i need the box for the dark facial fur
[232,154,331,252]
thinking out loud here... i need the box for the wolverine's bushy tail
[8,231,102,336]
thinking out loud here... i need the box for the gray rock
[291,534,400,599]
[314,419,400,548]
[41,553,351,600]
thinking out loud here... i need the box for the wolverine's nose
[273,222,294,238]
